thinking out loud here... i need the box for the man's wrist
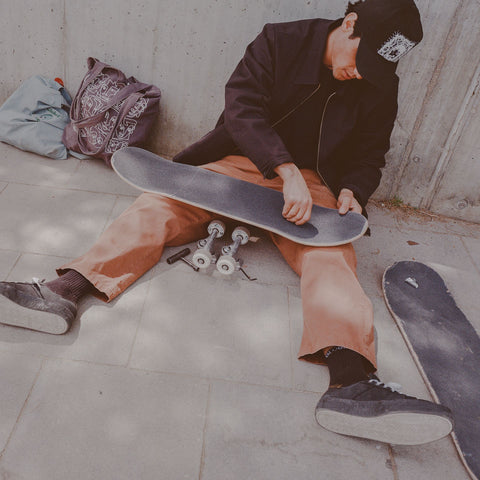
[274,162,300,181]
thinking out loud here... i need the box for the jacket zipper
[315,91,336,194]
[270,84,336,195]
[271,83,322,128]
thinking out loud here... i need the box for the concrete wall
[1,0,479,222]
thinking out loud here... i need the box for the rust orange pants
[59,156,376,368]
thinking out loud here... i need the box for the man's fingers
[337,193,362,215]
[283,199,312,224]
[285,207,303,222]
[283,199,305,217]
[294,206,312,225]
[283,202,299,218]
[338,196,351,215]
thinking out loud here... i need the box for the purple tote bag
[63,57,161,166]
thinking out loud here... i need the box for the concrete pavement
[0,142,478,479]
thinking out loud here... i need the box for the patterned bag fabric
[63,57,161,166]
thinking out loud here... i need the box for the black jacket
[174,18,398,208]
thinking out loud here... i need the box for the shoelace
[31,277,46,299]
[368,378,403,393]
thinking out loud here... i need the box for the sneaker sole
[315,408,453,445]
[0,294,70,335]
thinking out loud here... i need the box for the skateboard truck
[166,248,199,272]
[216,226,257,281]
[192,220,226,269]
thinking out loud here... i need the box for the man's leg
[269,216,377,380]
[263,169,453,445]
[0,154,273,335]
[0,192,217,334]
[58,192,216,301]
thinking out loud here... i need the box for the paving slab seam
[123,362,330,395]
[240,278,299,288]
[0,248,22,255]
[0,358,44,461]
[167,272,298,288]
[107,192,139,200]
[1,251,21,281]
[3,253,74,282]
[387,444,400,480]
[1,180,122,198]
[125,275,156,368]
[154,265,299,288]
[0,249,72,261]
[127,365,300,391]
[99,195,125,235]
[37,355,151,372]
[286,286,297,389]
[198,383,212,480]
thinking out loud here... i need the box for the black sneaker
[315,378,453,445]
[0,279,77,334]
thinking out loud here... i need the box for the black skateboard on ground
[111,147,368,247]
[383,261,480,480]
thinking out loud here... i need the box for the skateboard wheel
[216,256,237,275]
[232,226,250,245]
[192,249,214,269]
[208,220,226,238]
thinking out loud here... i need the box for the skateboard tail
[384,289,478,480]
[382,263,480,480]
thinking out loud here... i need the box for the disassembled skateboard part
[166,248,199,272]
[216,226,249,275]
[192,220,226,269]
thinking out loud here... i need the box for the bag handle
[70,58,148,122]
[75,92,143,156]
[71,82,151,129]
[74,58,112,99]
[69,59,108,119]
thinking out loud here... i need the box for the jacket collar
[294,18,343,85]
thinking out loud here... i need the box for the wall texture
[1,0,479,222]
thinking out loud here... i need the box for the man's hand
[274,163,313,225]
[337,188,362,215]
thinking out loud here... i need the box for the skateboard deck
[111,147,368,247]
[383,261,480,480]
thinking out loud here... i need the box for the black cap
[353,0,423,89]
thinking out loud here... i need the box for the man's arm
[274,164,362,224]
[223,24,295,179]
[339,86,398,209]
[274,163,313,225]
[225,24,317,224]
